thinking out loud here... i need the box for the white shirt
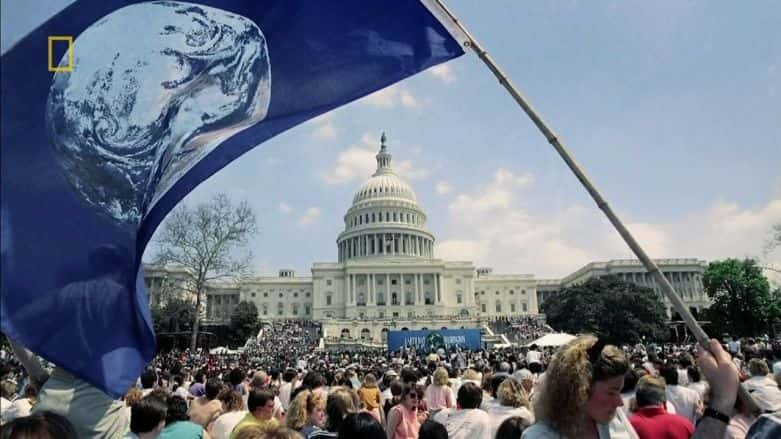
[744,375,781,413]
[278,382,293,410]
[485,405,533,438]
[433,408,492,439]
[1,397,14,424]
[526,350,542,365]
[665,385,701,424]
[211,410,247,439]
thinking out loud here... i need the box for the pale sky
[3,0,780,281]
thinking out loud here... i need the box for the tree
[153,194,257,351]
[542,275,668,344]
[228,301,260,347]
[151,296,196,334]
[702,258,773,337]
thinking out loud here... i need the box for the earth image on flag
[425,331,445,351]
[45,1,271,225]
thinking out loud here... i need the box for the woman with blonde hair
[212,389,247,439]
[522,335,634,439]
[423,367,455,417]
[308,387,360,438]
[487,377,534,437]
[357,373,383,422]
[285,388,326,437]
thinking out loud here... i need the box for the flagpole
[432,0,757,411]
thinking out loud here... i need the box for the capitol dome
[337,133,435,262]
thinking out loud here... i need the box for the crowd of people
[2,322,781,438]
[487,317,553,345]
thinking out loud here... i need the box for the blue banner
[1,0,464,397]
[387,329,482,351]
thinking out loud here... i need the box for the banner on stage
[387,329,482,351]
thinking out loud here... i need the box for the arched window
[361,328,371,340]
[326,294,332,306]
[341,328,350,338]
[496,302,502,313]
[381,328,389,341]
[456,293,463,304]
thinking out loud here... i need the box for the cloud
[278,202,292,214]
[438,168,781,279]
[311,112,337,140]
[312,123,337,140]
[297,207,321,226]
[360,84,420,109]
[322,133,429,184]
[428,64,456,84]
[436,181,452,195]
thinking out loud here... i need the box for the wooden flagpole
[432,0,757,411]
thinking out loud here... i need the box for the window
[294,292,298,298]
[522,303,528,312]
[262,305,268,315]
[359,312,365,319]
[511,303,516,312]
[292,304,299,315]
[496,302,502,313]
[393,212,397,221]
[372,213,375,222]
[521,289,526,295]
[251,292,256,297]
[378,279,384,286]
[377,292,386,306]
[326,295,332,306]
[386,212,390,221]
[305,305,310,315]
[279,293,283,298]
[481,291,485,295]
[391,293,399,305]
[405,292,413,305]
[481,304,486,313]
[457,293,463,304]
[405,278,411,285]
[263,292,268,298]
[496,291,500,295]
[277,302,284,315]
[306,292,310,298]
[408,312,414,318]
[326,279,332,286]
[379,312,385,318]
[391,279,397,285]
[509,290,514,295]
[456,279,462,285]
[393,312,399,318]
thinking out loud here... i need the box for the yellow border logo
[48,36,73,72]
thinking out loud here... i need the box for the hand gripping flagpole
[432,0,757,412]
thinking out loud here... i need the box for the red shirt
[629,405,695,439]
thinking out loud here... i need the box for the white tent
[527,333,576,347]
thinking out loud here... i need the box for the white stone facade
[147,135,709,343]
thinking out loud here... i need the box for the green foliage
[702,258,773,337]
[151,297,196,334]
[542,275,668,344]
[228,301,260,347]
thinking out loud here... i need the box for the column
[373,235,378,255]
[400,273,405,304]
[349,274,354,304]
[435,273,440,303]
[414,273,419,303]
[369,274,375,305]
[386,274,391,305]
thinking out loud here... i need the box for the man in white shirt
[278,369,296,411]
[433,382,492,439]
[660,365,702,424]
[744,358,781,413]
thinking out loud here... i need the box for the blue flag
[0,0,464,397]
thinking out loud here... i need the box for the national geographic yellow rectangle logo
[48,36,73,72]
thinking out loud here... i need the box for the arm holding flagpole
[8,341,49,389]
[429,0,757,416]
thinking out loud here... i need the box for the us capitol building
[145,135,711,344]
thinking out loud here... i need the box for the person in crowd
[386,382,425,439]
[627,375,694,439]
[190,378,224,430]
[495,416,532,439]
[432,382,491,439]
[619,368,642,411]
[486,377,534,437]
[0,379,16,425]
[278,369,297,412]
[230,389,279,439]
[417,419,448,439]
[308,387,360,439]
[230,369,248,401]
[173,375,191,401]
[380,370,398,407]
[337,412,385,439]
[190,372,207,398]
[512,368,535,399]
[285,388,326,437]
[212,390,247,439]
[725,381,762,439]
[743,358,781,413]
[522,335,633,439]
[231,425,299,439]
[423,368,455,418]
[141,369,159,397]
[3,382,37,423]
[126,394,168,439]
[660,364,702,424]
[251,371,284,420]
[383,379,403,420]
[0,411,78,439]
[159,394,210,439]
[685,366,709,402]
[357,373,383,422]
[122,387,145,431]
[526,345,543,375]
